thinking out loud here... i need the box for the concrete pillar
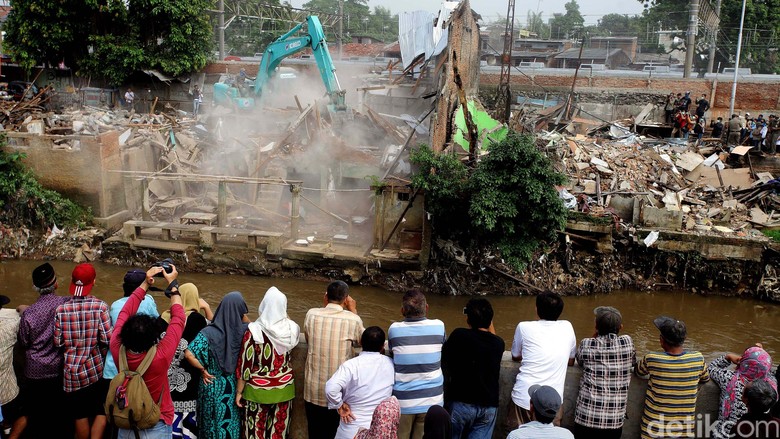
[217,181,227,227]
[684,0,700,79]
[290,184,300,240]
[140,178,151,221]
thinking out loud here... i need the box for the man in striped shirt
[387,289,446,439]
[304,280,364,439]
[636,316,710,439]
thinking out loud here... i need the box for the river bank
[3,222,778,302]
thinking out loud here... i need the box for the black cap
[122,269,147,296]
[654,316,687,346]
[32,263,56,289]
[528,385,562,418]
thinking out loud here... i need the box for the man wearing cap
[636,316,709,439]
[507,385,574,439]
[54,263,112,439]
[574,306,635,439]
[507,292,576,432]
[18,262,71,437]
[0,294,23,438]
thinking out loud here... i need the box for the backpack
[105,345,162,432]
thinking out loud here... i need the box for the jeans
[450,401,498,439]
[117,421,172,439]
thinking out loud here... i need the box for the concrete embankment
[284,342,719,439]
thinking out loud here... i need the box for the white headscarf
[248,287,300,355]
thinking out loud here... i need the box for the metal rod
[217,181,227,227]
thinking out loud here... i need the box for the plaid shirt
[54,296,111,392]
[575,333,636,429]
[303,304,364,407]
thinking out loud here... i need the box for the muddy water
[2,260,780,361]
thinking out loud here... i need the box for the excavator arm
[253,16,346,110]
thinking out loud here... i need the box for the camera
[152,258,174,277]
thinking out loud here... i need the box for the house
[553,48,631,69]
[590,36,638,61]
[350,35,385,45]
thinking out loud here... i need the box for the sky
[289,0,647,26]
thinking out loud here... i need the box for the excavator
[213,15,347,113]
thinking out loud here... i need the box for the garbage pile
[544,122,776,241]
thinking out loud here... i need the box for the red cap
[70,263,96,297]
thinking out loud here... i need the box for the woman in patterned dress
[186,291,249,439]
[236,287,300,439]
[162,283,213,439]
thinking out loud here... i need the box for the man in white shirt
[124,88,135,111]
[506,291,576,433]
[325,326,395,439]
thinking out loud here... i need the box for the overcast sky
[289,0,647,26]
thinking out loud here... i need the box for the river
[2,260,779,361]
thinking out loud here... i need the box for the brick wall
[480,71,780,116]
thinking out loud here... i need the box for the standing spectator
[54,263,112,439]
[236,287,300,439]
[192,85,203,116]
[708,345,776,439]
[354,396,401,439]
[733,379,780,439]
[99,269,160,437]
[636,316,709,439]
[303,281,364,439]
[162,282,212,439]
[109,264,185,437]
[188,291,249,439]
[574,306,635,439]
[17,263,70,438]
[741,113,753,144]
[752,121,764,148]
[325,326,395,439]
[768,115,780,154]
[0,295,23,438]
[507,385,574,439]
[679,111,692,140]
[388,289,446,439]
[728,114,744,146]
[507,292,576,432]
[679,91,692,112]
[695,93,710,121]
[442,298,504,439]
[694,117,706,146]
[712,117,725,139]
[664,93,676,124]
[124,88,135,111]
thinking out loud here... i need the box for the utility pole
[495,0,516,123]
[338,0,344,61]
[729,0,747,116]
[684,0,699,78]
[218,0,225,60]
[707,0,722,73]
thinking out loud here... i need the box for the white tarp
[398,0,460,69]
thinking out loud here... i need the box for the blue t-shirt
[102,294,159,379]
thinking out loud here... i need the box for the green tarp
[453,100,508,151]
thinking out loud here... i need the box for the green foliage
[302,0,398,43]
[0,143,91,228]
[549,0,585,39]
[410,132,568,271]
[762,229,780,243]
[526,10,550,39]
[5,0,214,84]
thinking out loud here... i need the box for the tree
[549,0,584,39]
[527,10,550,39]
[5,0,214,84]
[302,0,370,40]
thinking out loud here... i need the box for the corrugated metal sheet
[398,0,460,69]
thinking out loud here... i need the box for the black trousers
[305,401,340,439]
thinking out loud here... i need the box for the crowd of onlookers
[664,90,780,154]
[0,262,779,439]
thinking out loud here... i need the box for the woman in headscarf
[354,396,400,439]
[708,344,777,439]
[161,283,213,439]
[422,405,451,439]
[235,287,300,439]
[186,291,249,439]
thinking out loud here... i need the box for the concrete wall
[285,342,720,439]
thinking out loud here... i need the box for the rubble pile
[545,123,776,240]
